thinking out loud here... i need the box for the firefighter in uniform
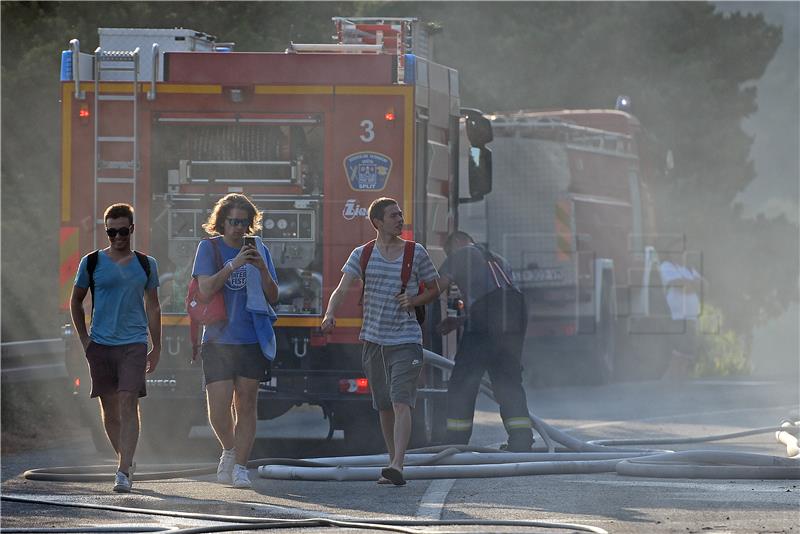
[437,231,534,451]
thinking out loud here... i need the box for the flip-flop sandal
[380,467,406,486]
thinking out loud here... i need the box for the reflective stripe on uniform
[446,418,473,431]
[503,416,532,430]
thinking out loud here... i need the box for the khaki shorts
[362,342,423,410]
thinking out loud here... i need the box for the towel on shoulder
[245,236,278,360]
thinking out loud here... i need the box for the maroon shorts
[85,341,147,398]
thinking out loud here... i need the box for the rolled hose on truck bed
[20,349,800,483]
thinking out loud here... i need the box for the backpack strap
[400,241,428,325]
[476,244,514,289]
[358,240,376,305]
[87,250,100,314]
[399,240,416,293]
[134,251,151,284]
[87,249,152,319]
[209,236,223,271]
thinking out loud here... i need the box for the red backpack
[359,240,426,325]
[186,237,227,358]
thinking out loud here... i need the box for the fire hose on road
[9,348,799,534]
[253,349,800,482]
[20,348,800,485]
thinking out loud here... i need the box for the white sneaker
[217,448,236,484]
[113,471,132,493]
[232,463,252,489]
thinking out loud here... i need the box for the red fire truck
[459,108,667,384]
[59,18,493,451]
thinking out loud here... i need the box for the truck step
[99,160,136,170]
[97,94,137,101]
[97,136,135,143]
[97,177,135,184]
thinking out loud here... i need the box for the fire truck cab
[59,18,493,451]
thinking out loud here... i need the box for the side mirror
[462,108,493,147]
[468,146,492,200]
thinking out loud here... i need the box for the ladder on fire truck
[92,47,140,247]
[491,114,635,156]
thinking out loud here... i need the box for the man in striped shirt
[321,197,440,485]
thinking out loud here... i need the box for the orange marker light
[384,111,396,121]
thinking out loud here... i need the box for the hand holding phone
[242,235,262,267]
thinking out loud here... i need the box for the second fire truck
[459,108,667,384]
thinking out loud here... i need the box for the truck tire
[410,395,447,448]
[589,283,617,384]
[82,400,114,454]
[140,401,197,453]
[341,404,385,454]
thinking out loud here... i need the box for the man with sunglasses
[70,203,161,493]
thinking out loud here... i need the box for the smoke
[716,2,800,377]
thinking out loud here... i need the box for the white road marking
[415,478,456,519]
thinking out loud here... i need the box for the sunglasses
[226,217,252,227]
[106,226,132,238]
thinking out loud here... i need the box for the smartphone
[243,236,257,248]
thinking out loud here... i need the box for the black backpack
[86,250,151,312]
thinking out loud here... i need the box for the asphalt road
[1,376,798,534]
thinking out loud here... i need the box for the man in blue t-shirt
[70,203,161,493]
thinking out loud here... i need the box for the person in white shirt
[658,258,703,378]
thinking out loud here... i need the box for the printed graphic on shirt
[224,260,247,291]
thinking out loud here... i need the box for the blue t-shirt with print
[191,237,278,345]
[74,250,159,346]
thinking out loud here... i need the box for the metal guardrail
[1,338,67,383]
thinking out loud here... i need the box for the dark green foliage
[1,2,796,349]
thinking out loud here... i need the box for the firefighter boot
[501,427,535,453]
[445,418,473,447]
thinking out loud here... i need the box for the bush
[693,304,750,377]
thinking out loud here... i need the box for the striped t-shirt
[343,242,439,346]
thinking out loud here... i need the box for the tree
[367,1,797,349]
[2,2,796,349]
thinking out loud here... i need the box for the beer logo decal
[343,152,392,191]
[342,199,368,221]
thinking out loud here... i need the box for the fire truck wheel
[589,284,617,385]
[83,400,114,454]
[139,402,196,453]
[341,404,385,454]
[410,395,447,448]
